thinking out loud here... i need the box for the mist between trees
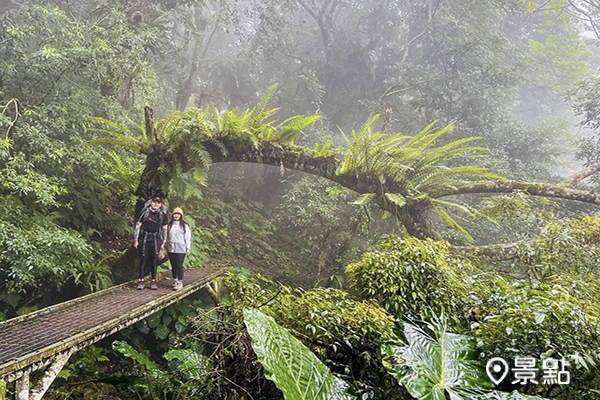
[4,1,600,399]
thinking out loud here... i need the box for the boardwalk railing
[0,268,224,400]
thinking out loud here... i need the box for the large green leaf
[243,308,355,400]
[383,318,489,400]
[382,317,547,400]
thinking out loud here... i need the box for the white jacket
[166,221,191,253]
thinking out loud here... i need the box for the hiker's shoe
[173,281,183,290]
[150,281,158,290]
[136,281,145,290]
[172,279,179,288]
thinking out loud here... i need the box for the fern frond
[401,120,452,151]
[249,83,279,129]
[313,143,334,158]
[208,138,229,157]
[90,117,134,137]
[272,115,320,145]
[434,204,474,242]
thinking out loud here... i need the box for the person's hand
[161,243,166,250]
[186,250,190,256]
[133,241,138,248]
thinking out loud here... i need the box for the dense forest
[4,0,600,399]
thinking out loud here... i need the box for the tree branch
[432,180,600,205]
[562,162,600,188]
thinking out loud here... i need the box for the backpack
[136,199,168,229]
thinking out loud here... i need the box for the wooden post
[204,282,220,305]
[30,350,75,400]
[15,371,29,400]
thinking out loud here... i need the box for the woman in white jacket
[163,207,191,290]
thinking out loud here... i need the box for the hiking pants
[139,241,158,280]
[168,252,186,281]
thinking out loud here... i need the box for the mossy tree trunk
[133,132,600,240]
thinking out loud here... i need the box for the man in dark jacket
[133,197,168,290]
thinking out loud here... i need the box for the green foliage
[266,288,398,397]
[93,87,320,197]
[131,299,203,353]
[75,250,115,292]
[274,176,371,282]
[519,215,600,278]
[313,142,334,157]
[382,316,546,400]
[383,316,491,399]
[1,3,161,110]
[346,236,469,320]
[0,213,92,291]
[90,117,153,154]
[467,192,559,245]
[337,117,501,236]
[243,308,356,400]
[112,311,213,398]
[483,119,572,181]
[58,345,110,381]
[0,204,94,316]
[0,1,154,244]
[0,152,67,207]
[183,271,284,399]
[113,341,166,380]
[267,288,393,350]
[528,31,592,90]
[0,102,67,207]
[468,276,600,363]
[163,349,211,382]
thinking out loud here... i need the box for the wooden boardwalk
[0,268,223,382]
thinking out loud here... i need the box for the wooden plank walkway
[0,268,224,381]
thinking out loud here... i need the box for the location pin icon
[486,357,509,386]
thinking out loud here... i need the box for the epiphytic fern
[339,116,504,237]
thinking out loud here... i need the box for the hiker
[163,207,191,290]
[133,197,168,290]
